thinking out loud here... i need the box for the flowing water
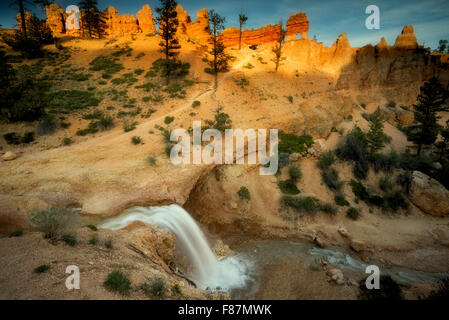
[99,204,250,290]
[100,205,448,299]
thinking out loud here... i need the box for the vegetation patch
[237,186,251,200]
[278,179,300,195]
[104,269,131,295]
[278,132,313,154]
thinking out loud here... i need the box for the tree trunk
[19,0,27,37]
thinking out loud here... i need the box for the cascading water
[99,204,250,290]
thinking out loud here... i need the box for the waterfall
[99,204,249,290]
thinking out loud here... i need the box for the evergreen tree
[271,23,286,72]
[437,40,448,53]
[155,0,181,84]
[408,77,449,155]
[206,10,228,89]
[0,50,16,119]
[435,120,449,161]
[238,13,247,50]
[366,107,387,154]
[78,0,105,38]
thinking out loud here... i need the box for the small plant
[317,151,336,170]
[278,179,300,195]
[34,264,50,274]
[164,116,175,125]
[147,155,157,166]
[134,68,144,75]
[278,132,313,154]
[346,207,360,220]
[62,234,77,247]
[321,168,342,191]
[9,230,23,237]
[243,63,254,69]
[171,282,183,296]
[379,176,393,192]
[237,186,251,200]
[334,193,349,206]
[105,238,113,249]
[192,100,201,108]
[131,136,142,145]
[86,224,97,231]
[104,269,131,295]
[30,207,74,240]
[123,120,137,132]
[62,137,73,145]
[288,165,302,182]
[286,95,293,103]
[89,235,98,245]
[142,277,167,297]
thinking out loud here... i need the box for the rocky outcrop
[104,6,140,37]
[408,171,449,217]
[45,3,66,35]
[221,24,281,47]
[394,25,419,50]
[176,6,210,43]
[285,12,309,41]
[136,4,156,35]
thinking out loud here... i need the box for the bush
[320,203,337,215]
[123,120,137,132]
[34,264,50,274]
[278,132,314,154]
[38,114,57,135]
[337,126,370,179]
[346,207,360,220]
[48,90,101,113]
[278,179,300,195]
[131,136,142,145]
[382,191,408,211]
[321,168,341,191]
[86,224,97,231]
[358,275,402,300]
[334,193,349,206]
[353,160,369,180]
[141,277,167,297]
[89,55,124,77]
[104,269,131,295]
[105,239,113,249]
[192,100,201,108]
[9,230,23,237]
[3,132,35,145]
[281,196,334,215]
[89,235,98,245]
[63,137,73,145]
[147,155,157,166]
[288,165,302,182]
[370,152,399,173]
[237,186,251,200]
[62,234,77,247]
[317,151,336,170]
[30,207,74,240]
[379,176,393,192]
[164,116,175,125]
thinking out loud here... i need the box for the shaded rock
[409,171,449,217]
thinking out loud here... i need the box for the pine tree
[366,107,387,154]
[238,13,247,50]
[408,77,449,155]
[206,10,228,89]
[78,0,105,38]
[155,0,181,85]
[271,23,286,72]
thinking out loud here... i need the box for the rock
[289,153,301,161]
[104,6,140,37]
[408,171,449,217]
[350,239,366,252]
[327,268,345,284]
[45,3,66,35]
[285,12,309,40]
[393,25,419,50]
[221,24,281,47]
[338,226,350,238]
[314,236,326,248]
[136,4,156,35]
[2,152,18,161]
[212,240,231,258]
[176,6,210,43]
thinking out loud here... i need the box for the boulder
[2,152,18,161]
[327,268,345,285]
[408,171,449,217]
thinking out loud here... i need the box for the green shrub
[321,168,341,191]
[237,186,251,200]
[243,63,254,69]
[62,234,77,247]
[164,116,175,125]
[337,126,370,179]
[278,132,314,154]
[123,120,137,132]
[131,136,142,145]
[358,275,402,300]
[382,191,408,211]
[104,269,131,295]
[320,203,337,215]
[346,207,360,220]
[89,235,98,245]
[288,165,302,182]
[192,100,201,108]
[38,114,57,135]
[105,238,113,249]
[379,177,393,192]
[134,68,144,75]
[278,179,300,195]
[89,55,124,77]
[334,194,349,206]
[86,224,97,231]
[317,151,336,170]
[286,95,293,103]
[3,132,35,145]
[63,137,73,145]
[371,152,399,173]
[141,277,167,297]
[9,230,23,237]
[147,156,157,166]
[34,264,50,273]
[281,196,320,214]
[48,90,101,113]
[30,207,74,240]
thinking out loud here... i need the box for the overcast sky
[1,0,448,49]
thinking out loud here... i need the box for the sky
[0,0,448,49]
